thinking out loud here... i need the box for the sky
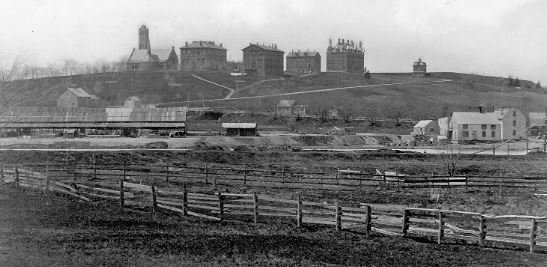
[0,0,546,82]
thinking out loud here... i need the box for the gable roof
[414,120,433,128]
[127,49,158,63]
[451,112,501,125]
[67,88,98,99]
[181,41,226,50]
[287,51,320,57]
[151,48,176,62]
[243,43,284,53]
[277,100,295,107]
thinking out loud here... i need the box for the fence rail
[1,163,547,254]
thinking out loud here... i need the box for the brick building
[126,25,178,71]
[286,50,321,74]
[413,58,427,76]
[179,41,227,71]
[242,43,284,77]
[326,38,365,73]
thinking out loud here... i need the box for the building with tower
[242,43,284,77]
[412,58,427,76]
[126,25,178,71]
[179,41,227,72]
[286,50,321,74]
[326,38,365,73]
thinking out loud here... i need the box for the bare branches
[438,145,461,176]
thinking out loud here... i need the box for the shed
[412,120,438,136]
[222,123,257,136]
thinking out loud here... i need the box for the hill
[3,71,546,119]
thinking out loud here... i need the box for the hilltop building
[179,41,227,71]
[126,25,178,71]
[412,120,439,136]
[326,38,365,73]
[242,43,284,77]
[286,50,321,74]
[413,58,427,76]
[449,108,526,143]
[57,88,99,108]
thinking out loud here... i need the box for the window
[512,120,516,127]
[513,130,516,136]
[513,111,516,117]
[430,128,435,132]
[463,124,468,130]
[491,131,496,138]
[482,131,486,137]
[462,131,469,137]
[491,125,496,130]
[481,124,487,130]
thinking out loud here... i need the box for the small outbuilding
[412,120,439,136]
[222,123,257,136]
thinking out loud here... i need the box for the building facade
[449,108,526,142]
[126,25,179,71]
[242,43,284,77]
[412,120,439,136]
[326,38,365,73]
[286,51,321,74]
[179,41,227,72]
[57,88,98,108]
[413,58,427,76]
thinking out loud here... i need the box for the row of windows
[181,50,225,55]
[463,124,497,130]
[461,130,517,138]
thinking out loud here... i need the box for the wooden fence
[2,162,546,192]
[1,163,547,253]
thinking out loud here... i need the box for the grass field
[2,186,547,266]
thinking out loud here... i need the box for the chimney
[220,43,223,47]
[185,41,188,46]
[199,41,203,46]
[478,106,483,113]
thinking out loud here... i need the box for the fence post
[282,169,285,184]
[204,163,208,184]
[92,154,97,180]
[0,163,3,183]
[213,174,217,188]
[253,193,258,223]
[151,184,157,220]
[479,215,486,247]
[182,183,188,216]
[297,194,302,227]
[218,192,224,221]
[45,163,50,194]
[438,211,444,244]
[243,168,247,185]
[119,176,125,208]
[335,202,342,231]
[530,218,537,253]
[402,209,409,237]
[364,205,372,237]
[165,165,169,183]
[15,167,19,188]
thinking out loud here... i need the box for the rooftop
[243,43,284,53]
[67,88,98,99]
[287,51,320,57]
[181,41,226,50]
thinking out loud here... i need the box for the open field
[2,185,547,266]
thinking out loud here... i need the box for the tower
[138,25,151,52]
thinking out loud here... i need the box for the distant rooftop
[243,43,284,53]
[67,88,98,99]
[181,41,225,50]
[287,50,320,57]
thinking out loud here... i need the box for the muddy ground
[1,186,547,266]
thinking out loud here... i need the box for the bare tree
[0,55,24,109]
[438,145,461,177]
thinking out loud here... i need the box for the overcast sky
[0,0,546,82]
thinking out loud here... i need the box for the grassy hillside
[4,71,546,119]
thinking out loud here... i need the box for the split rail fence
[1,162,547,253]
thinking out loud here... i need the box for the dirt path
[191,74,235,98]
[160,79,453,104]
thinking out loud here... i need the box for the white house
[449,108,526,142]
[412,120,439,136]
